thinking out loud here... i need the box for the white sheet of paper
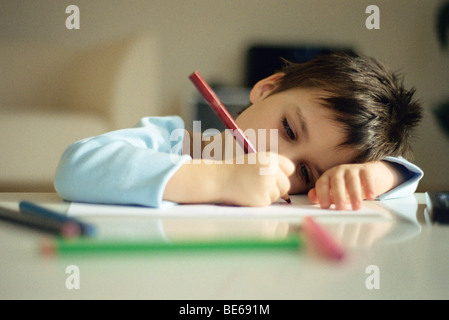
[67,195,391,220]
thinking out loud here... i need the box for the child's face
[236,74,357,195]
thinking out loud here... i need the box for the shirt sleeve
[54,116,192,208]
[376,156,424,200]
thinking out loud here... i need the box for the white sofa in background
[0,34,162,191]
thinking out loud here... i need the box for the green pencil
[42,236,302,256]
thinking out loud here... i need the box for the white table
[0,192,448,300]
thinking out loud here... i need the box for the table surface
[1,192,448,300]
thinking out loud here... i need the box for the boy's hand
[307,161,405,210]
[220,152,295,207]
[307,163,378,210]
[164,152,294,207]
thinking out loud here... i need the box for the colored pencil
[19,201,96,236]
[0,205,81,238]
[42,235,303,256]
[302,216,345,261]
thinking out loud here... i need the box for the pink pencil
[302,216,345,261]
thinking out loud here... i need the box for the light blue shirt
[55,116,191,207]
[54,116,423,207]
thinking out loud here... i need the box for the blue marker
[19,201,96,237]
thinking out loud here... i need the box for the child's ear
[249,73,285,103]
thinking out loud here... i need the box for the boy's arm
[375,156,423,200]
[55,115,294,208]
[54,116,192,208]
[54,138,192,208]
[308,157,423,210]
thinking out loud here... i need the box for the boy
[54,53,423,210]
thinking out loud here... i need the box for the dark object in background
[436,1,449,49]
[245,45,355,87]
[425,192,449,224]
[434,101,449,138]
[435,2,449,138]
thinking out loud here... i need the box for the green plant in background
[435,1,449,138]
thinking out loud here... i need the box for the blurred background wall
[1,0,448,192]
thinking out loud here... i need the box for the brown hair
[271,52,422,162]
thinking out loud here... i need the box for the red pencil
[189,71,257,153]
[189,71,291,203]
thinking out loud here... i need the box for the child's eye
[282,117,295,140]
[300,164,310,185]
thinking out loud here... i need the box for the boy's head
[235,52,422,194]
[269,52,422,162]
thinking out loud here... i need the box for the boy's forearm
[373,160,406,196]
[163,160,223,204]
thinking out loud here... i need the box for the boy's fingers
[346,171,363,210]
[330,172,347,210]
[308,188,318,203]
[360,168,376,200]
[315,175,331,209]
[278,155,295,176]
[275,156,293,202]
[276,169,291,199]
